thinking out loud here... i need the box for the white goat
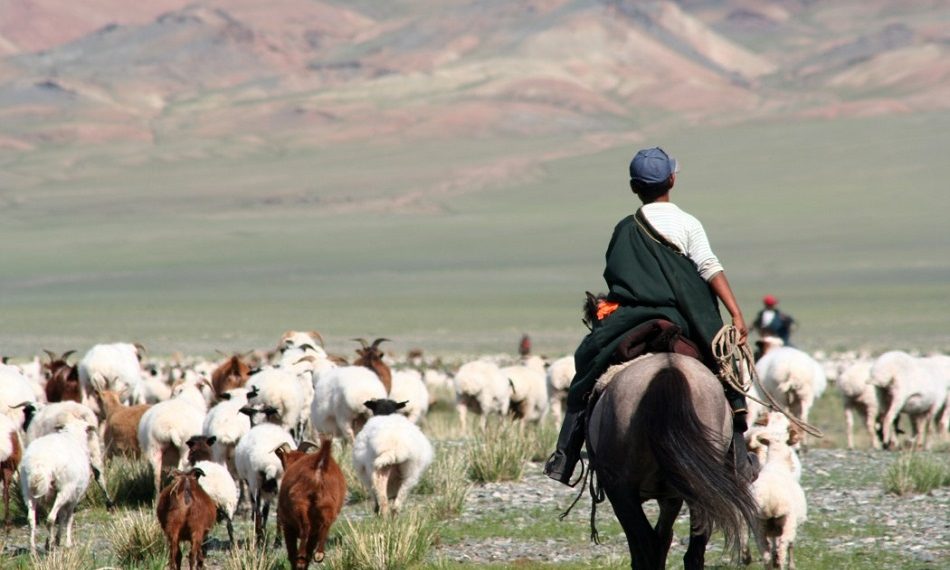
[870,351,945,450]
[0,363,39,429]
[78,343,146,415]
[546,355,575,425]
[311,366,387,442]
[389,369,430,425]
[746,429,807,570]
[137,379,208,495]
[353,399,434,515]
[453,360,511,431]
[20,419,95,554]
[234,423,295,544]
[203,387,253,469]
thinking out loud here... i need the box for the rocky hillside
[0,0,947,151]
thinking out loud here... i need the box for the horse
[587,353,758,569]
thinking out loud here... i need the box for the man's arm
[708,271,747,344]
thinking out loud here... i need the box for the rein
[711,325,823,439]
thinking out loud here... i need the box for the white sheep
[546,355,575,425]
[389,369,430,425]
[502,359,548,425]
[834,360,882,449]
[78,343,146,415]
[311,366,387,442]
[203,387,253,469]
[745,411,802,481]
[745,429,807,570]
[234,423,295,544]
[870,351,945,450]
[23,401,113,508]
[353,399,434,515]
[754,345,827,447]
[137,379,208,495]
[919,354,950,441]
[422,367,453,405]
[246,368,306,440]
[453,360,511,431]
[20,419,95,554]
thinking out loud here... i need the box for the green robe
[566,210,725,412]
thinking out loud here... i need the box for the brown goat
[0,428,21,527]
[94,389,152,458]
[211,353,251,398]
[157,467,217,570]
[42,350,82,403]
[353,338,392,394]
[275,439,346,568]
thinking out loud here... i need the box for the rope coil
[712,326,823,439]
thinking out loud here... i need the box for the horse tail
[633,365,757,556]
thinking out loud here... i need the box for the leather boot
[732,411,759,483]
[544,409,585,486]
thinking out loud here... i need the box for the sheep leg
[787,541,796,570]
[148,447,164,498]
[2,469,10,527]
[91,465,115,512]
[879,393,903,449]
[913,412,931,451]
[456,402,468,433]
[226,516,235,547]
[46,489,73,548]
[62,504,77,548]
[261,500,272,546]
[863,400,882,450]
[253,493,264,547]
[843,402,855,450]
[373,466,392,516]
[26,496,38,555]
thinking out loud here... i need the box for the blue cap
[629,147,679,185]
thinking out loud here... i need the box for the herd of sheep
[0,331,948,568]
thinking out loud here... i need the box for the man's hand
[732,313,748,344]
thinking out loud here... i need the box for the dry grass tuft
[324,507,437,570]
[109,507,167,566]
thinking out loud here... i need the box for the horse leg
[603,485,661,569]
[655,497,683,568]
[683,506,710,570]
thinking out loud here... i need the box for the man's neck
[643,193,671,205]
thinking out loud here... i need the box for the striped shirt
[640,202,723,282]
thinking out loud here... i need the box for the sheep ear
[396,400,409,410]
[186,436,203,447]
[363,400,379,413]
[206,436,217,446]
[191,467,205,479]
[220,392,232,401]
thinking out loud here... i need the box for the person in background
[753,295,795,345]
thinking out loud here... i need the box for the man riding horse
[545,146,758,485]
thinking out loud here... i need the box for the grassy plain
[1,112,948,356]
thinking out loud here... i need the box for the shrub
[83,455,154,509]
[467,419,531,483]
[325,508,438,570]
[526,418,558,463]
[29,545,92,570]
[109,507,167,566]
[417,443,471,519]
[220,540,284,570]
[884,453,950,495]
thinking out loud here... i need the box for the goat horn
[133,342,147,355]
[60,350,76,361]
[297,440,320,453]
[214,349,228,357]
[352,338,369,349]
[43,349,57,362]
[271,442,292,455]
[371,338,390,349]
[11,401,33,409]
[309,331,325,346]
[294,355,317,366]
